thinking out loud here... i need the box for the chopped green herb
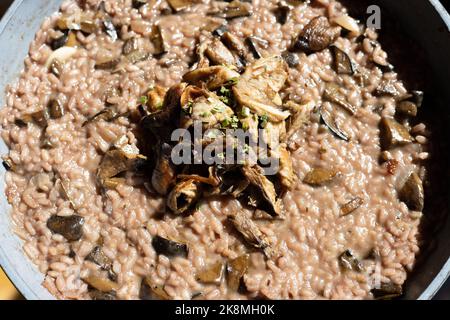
[139,95,148,105]
[212,105,224,114]
[222,115,239,129]
[183,101,193,115]
[200,112,211,118]
[259,114,269,128]
[228,77,239,85]
[155,102,163,110]
[220,86,230,95]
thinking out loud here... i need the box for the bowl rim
[0,0,450,300]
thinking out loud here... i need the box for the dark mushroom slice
[205,165,250,198]
[233,56,290,122]
[183,65,240,91]
[83,274,119,292]
[241,165,283,217]
[86,246,112,270]
[167,0,198,12]
[379,117,413,150]
[227,254,249,292]
[375,79,401,97]
[214,0,252,19]
[140,277,171,300]
[319,107,349,141]
[205,38,236,66]
[51,32,69,50]
[132,0,148,9]
[82,107,119,126]
[50,59,64,77]
[123,37,139,55]
[303,167,338,186]
[396,100,418,118]
[103,18,118,41]
[291,16,340,54]
[48,99,65,119]
[339,249,363,272]
[166,179,202,214]
[25,109,49,128]
[95,57,121,70]
[89,289,116,300]
[151,235,188,258]
[273,3,290,25]
[126,50,150,64]
[341,197,364,216]
[212,24,228,38]
[151,143,176,196]
[2,158,15,172]
[150,25,167,56]
[221,31,246,58]
[331,45,354,75]
[245,36,268,59]
[229,211,275,258]
[371,282,403,300]
[196,261,224,284]
[281,51,299,68]
[80,19,98,34]
[398,172,424,212]
[323,82,356,115]
[47,214,84,241]
[66,32,79,47]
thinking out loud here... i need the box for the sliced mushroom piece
[167,179,202,214]
[396,100,418,117]
[333,14,361,35]
[83,274,118,292]
[183,65,240,91]
[126,50,150,64]
[323,82,356,115]
[229,211,275,258]
[339,249,363,272]
[146,85,167,112]
[214,0,252,19]
[82,107,119,126]
[303,167,338,186]
[233,56,290,122]
[48,99,65,119]
[341,197,364,216]
[2,158,15,172]
[212,24,228,38]
[47,215,84,241]
[205,38,236,66]
[245,36,268,59]
[45,46,78,68]
[371,282,403,300]
[273,4,290,25]
[375,79,401,97]
[180,86,235,129]
[291,16,340,53]
[86,246,112,270]
[51,32,69,50]
[241,165,283,217]
[132,0,148,9]
[283,100,315,142]
[80,19,98,34]
[205,165,250,198]
[398,172,424,212]
[123,37,139,55]
[97,148,145,186]
[196,261,224,284]
[140,277,171,300]
[103,18,118,41]
[89,289,116,300]
[95,57,121,70]
[277,144,296,190]
[319,107,349,141]
[66,32,79,47]
[151,235,188,258]
[167,0,198,12]
[29,109,50,127]
[281,51,299,68]
[227,254,249,291]
[221,31,246,58]
[151,143,176,195]
[379,117,413,150]
[50,59,64,77]
[331,45,354,75]
[150,25,167,56]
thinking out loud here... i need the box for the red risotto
[0,0,428,300]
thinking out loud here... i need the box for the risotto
[0,0,428,300]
